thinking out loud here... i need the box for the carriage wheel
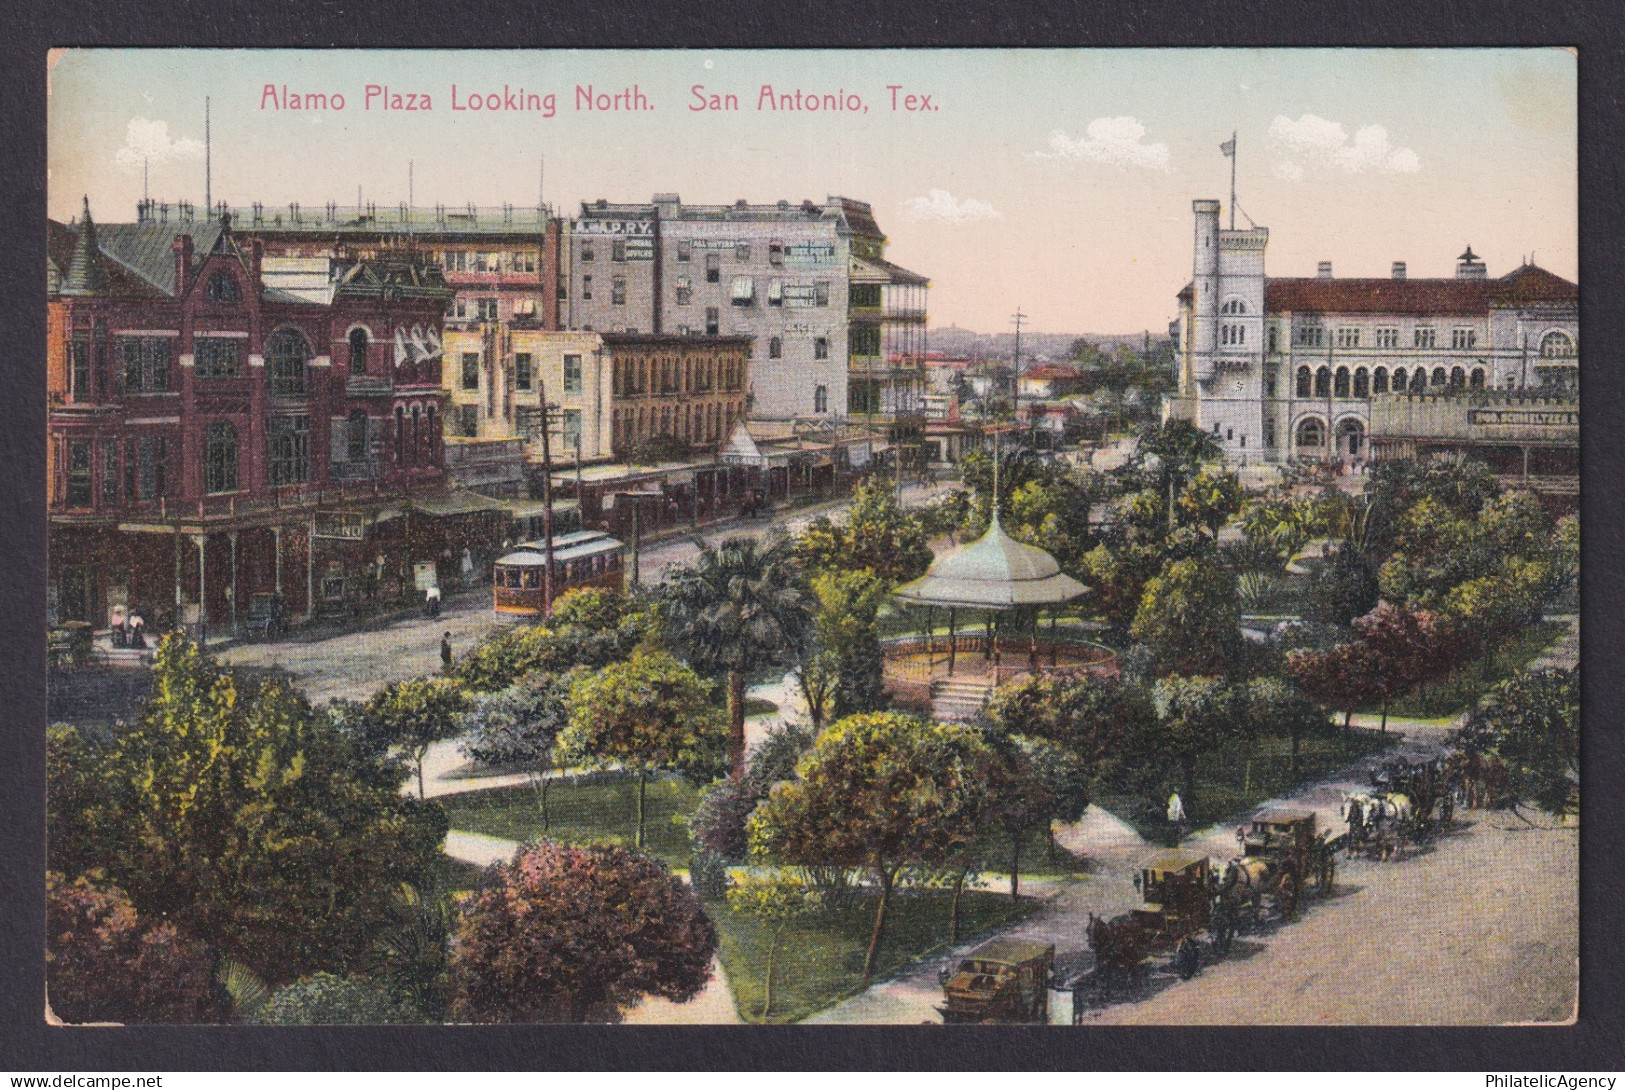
[1318,855,1336,896]
[1175,937,1201,980]
[1277,874,1299,919]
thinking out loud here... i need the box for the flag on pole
[1220,136,1236,157]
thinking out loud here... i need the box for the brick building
[45,201,502,634]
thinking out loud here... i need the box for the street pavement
[219,481,949,706]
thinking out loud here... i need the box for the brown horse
[1087,912,1149,998]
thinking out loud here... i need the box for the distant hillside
[929,326,1169,362]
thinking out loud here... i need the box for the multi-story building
[1166,198,1579,467]
[45,201,497,633]
[603,332,751,459]
[131,198,568,489]
[562,194,930,426]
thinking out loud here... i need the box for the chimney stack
[1317,261,1334,279]
[173,234,194,296]
[1391,261,1407,280]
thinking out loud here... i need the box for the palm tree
[661,534,814,778]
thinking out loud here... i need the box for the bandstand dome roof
[892,514,1089,610]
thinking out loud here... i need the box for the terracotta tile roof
[1264,264,1575,316]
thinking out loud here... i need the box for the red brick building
[46,200,497,634]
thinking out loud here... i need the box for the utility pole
[1229,130,1237,230]
[204,97,211,216]
[536,379,556,615]
[1011,307,1026,442]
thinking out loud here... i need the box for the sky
[47,49,1576,335]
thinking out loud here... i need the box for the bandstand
[889,507,1115,719]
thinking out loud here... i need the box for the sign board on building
[314,512,369,540]
[784,243,837,264]
[575,220,654,236]
[1468,408,1578,427]
[414,561,440,591]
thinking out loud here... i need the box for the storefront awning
[505,497,579,520]
[408,489,510,517]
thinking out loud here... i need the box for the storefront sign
[314,512,369,540]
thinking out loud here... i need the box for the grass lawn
[1366,621,1565,720]
[1096,727,1399,843]
[710,887,1040,1024]
[428,853,489,894]
[439,773,704,870]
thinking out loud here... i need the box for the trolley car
[492,530,627,617]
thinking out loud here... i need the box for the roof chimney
[1456,245,1487,280]
[1391,261,1407,280]
[1317,261,1334,279]
[173,233,195,296]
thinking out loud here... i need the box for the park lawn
[429,854,489,894]
[1367,621,1564,720]
[709,887,1040,1024]
[1097,727,1399,843]
[439,773,703,870]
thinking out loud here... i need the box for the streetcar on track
[492,530,626,617]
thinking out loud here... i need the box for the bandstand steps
[929,678,993,722]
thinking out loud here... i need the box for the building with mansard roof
[1165,198,1578,476]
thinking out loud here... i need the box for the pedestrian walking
[1167,791,1187,843]
[424,582,442,618]
[441,631,453,673]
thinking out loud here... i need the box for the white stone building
[1166,198,1579,465]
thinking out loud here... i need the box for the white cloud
[903,189,1002,224]
[1033,117,1172,172]
[113,118,204,173]
[1267,113,1421,177]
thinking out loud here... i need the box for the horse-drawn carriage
[1342,758,1456,859]
[1219,810,1338,921]
[1085,852,1229,1003]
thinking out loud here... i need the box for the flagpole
[1229,130,1237,230]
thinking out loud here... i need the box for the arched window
[815,384,829,413]
[1338,418,1366,456]
[425,404,438,460]
[1353,368,1370,399]
[769,336,783,359]
[1295,417,1325,449]
[205,272,241,303]
[1296,366,1312,399]
[266,328,309,397]
[1373,367,1389,395]
[348,328,369,373]
[411,406,421,463]
[205,420,238,493]
[1220,298,1248,315]
[1469,367,1486,389]
[1539,331,1575,358]
[1449,366,1466,388]
[1334,366,1350,399]
[1314,366,1330,398]
[1431,366,1448,388]
[1411,369,1428,392]
[394,406,405,463]
[1391,367,1406,392]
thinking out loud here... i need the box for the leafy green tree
[1285,641,1378,731]
[1242,677,1328,776]
[47,870,229,1024]
[364,677,473,799]
[1237,494,1320,568]
[460,669,583,832]
[1458,667,1578,816]
[1150,675,1243,820]
[795,477,932,585]
[1366,455,1504,555]
[688,722,813,864]
[1303,543,1381,627]
[54,637,448,986]
[980,734,1091,899]
[725,871,815,1020]
[46,724,119,880]
[985,671,1153,784]
[1136,419,1222,497]
[793,569,889,729]
[562,650,726,847]
[255,972,420,1025]
[1131,557,1242,677]
[662,535,814,777]
[1176,465,1245,538]
[450,841,717,1023]
[748,712,992,986]
[450,592,649,694]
